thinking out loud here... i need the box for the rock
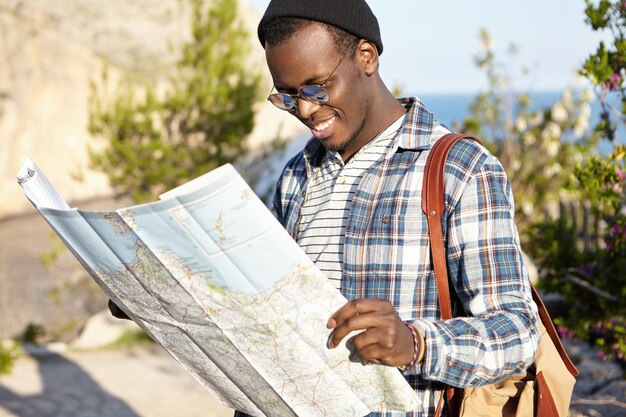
[566,339,626,417]
[71,310,140,350]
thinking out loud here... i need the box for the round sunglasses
[267,49,350,112]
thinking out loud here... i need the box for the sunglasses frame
[267,48,351,112]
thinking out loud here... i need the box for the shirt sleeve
[410,152,540,387]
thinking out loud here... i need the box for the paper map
[17,159,420,417]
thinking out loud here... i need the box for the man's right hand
[108,299,131,320]
[326,298,417,368]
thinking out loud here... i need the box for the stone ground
[0,339,624,417]
[566,339,626,417]
[0,343,234,417]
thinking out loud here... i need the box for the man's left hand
[326,298,414,367]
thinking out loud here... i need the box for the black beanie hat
[258,0,383,55]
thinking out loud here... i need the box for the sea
[417,91,614,153]
[417,91,565,128]
[251,91,612,199]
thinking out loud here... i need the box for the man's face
[265,24,373,160]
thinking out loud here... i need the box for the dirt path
[0,196,134,340]
[2,326,626,417]
[0,344,234,417]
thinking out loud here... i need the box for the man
[110,0,540,414]
[245,0,540,415]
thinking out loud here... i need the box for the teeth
[313,117,335,132]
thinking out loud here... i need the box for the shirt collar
[302,96,440,165]
[394,97,438,152]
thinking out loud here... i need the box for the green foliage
[585,0,612,30]
[0,341,21,375]
[581,0,626,141]
[574,146,626,211]
[529,217,625,320]
[527,0,626,366]
[589,319,626,363]
[455,29,595,236]
[20,323,45,345]
[528,214,626,364]
[89,0,262,202]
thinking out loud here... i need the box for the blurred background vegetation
[89,0,263,202]
[456,0,626,369]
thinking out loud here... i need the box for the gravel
[567,339,626,417]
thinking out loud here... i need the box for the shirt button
[337,177,346,185]
[382,217,390,224]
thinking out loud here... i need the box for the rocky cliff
[0,0,303,218]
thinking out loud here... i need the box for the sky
[246,0,609,94]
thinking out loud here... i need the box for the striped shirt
[268,97,540,417]
[297,114,406,288]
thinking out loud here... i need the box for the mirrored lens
[300,85,329,104]
[268,94,297,111]
[267,85,330,111]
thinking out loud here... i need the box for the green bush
[20,323,45,345]
[527,0,626,366]
[89,0,262,202]
[528,217,625,358]
[455,29,595,238]
[0,341,21,375]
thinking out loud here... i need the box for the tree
[456,29,595,237]
[89,0,262,202]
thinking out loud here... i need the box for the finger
[350,327,387,352]
[351,327,401,363]
[352,324,416,367]
[359,344,397,366]
[327,311,388,348]
[347,346,382,366]
[327,298,391,329]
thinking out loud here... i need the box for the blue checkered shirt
[235,97,540,416]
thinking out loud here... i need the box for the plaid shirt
[237,97,540,417]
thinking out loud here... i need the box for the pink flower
[604,72,623,91]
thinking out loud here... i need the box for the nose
[295,98,321,119]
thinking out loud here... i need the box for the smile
[312,116,336,132]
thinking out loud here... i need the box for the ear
[356,40,379,76]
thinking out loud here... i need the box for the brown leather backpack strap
[422,133,481,320]
[531,285,580,377]
[422,133,481,417]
